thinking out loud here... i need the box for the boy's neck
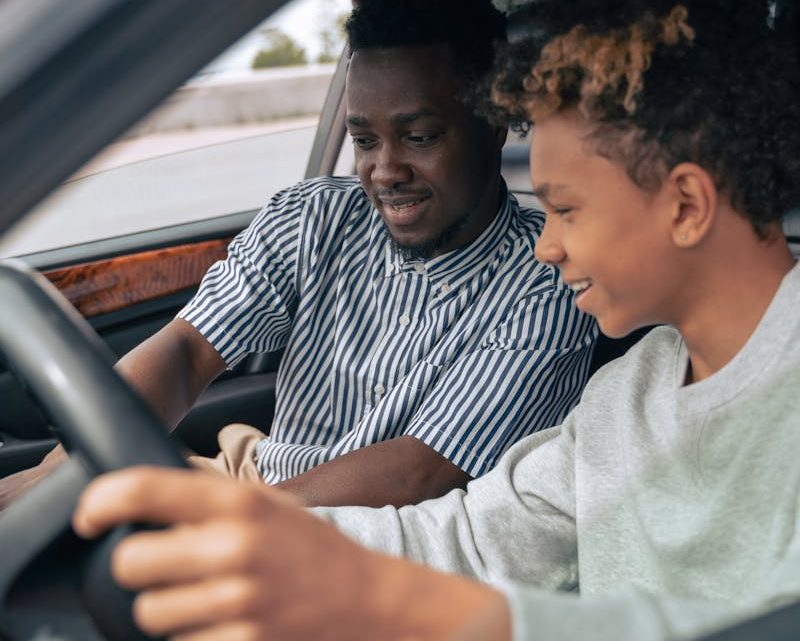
[676,223,795,385]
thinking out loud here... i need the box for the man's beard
[385,212,470,262]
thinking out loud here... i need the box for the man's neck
[430,176,504,259]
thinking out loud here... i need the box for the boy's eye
[554,207,574,216]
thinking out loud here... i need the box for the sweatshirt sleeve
[501,582,785,641]
[313,418,580,590]
[499,495,800,641]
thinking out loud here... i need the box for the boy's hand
[73,466,510,641]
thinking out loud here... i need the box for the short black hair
[345,0,507,97]
[491,0,800,235]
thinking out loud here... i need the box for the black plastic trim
[304,47,350,178]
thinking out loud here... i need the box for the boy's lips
[567,278,593,306]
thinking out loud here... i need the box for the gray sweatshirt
[316,262,800,640]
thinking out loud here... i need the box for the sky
[205,0,352,75]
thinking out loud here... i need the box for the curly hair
[490,0,800,235]
[345,0,507,104]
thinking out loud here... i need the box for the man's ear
[494,126,508,151]
[666,162,718,248]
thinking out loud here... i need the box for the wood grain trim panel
[43,239,231,317]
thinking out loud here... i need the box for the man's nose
[534,213,567,266]
[371,144,412,188]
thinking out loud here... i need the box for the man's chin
[391,237,437,262]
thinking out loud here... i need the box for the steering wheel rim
[0,259,187,641]
[0,259,186,472]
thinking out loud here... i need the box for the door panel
[0,42,350,478]
[42,238,230,317]
[0,215,280,477]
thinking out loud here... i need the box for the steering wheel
[0,260,188,641]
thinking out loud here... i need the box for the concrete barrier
[131,64,336,135]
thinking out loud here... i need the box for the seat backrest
[784,207,800,258]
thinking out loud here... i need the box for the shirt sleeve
[177,182,310,368]
[314,416,580,590]
[402,278,597,477]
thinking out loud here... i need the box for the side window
[0,0,350,258]
[501,129,533,195]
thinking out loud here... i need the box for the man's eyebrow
[346,111,438,128]
[346,115,369,127]
[390,110,437,124]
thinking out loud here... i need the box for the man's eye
[351,136,376,150]
[406,133,441,147]
[554,207,574,217]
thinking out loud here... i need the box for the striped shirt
[179,176,597,482]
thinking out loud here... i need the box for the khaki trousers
[188,423,267,483]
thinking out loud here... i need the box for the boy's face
[346,44,505,260]
[530,112,679,337]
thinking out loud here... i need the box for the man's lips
[378,194,431,226]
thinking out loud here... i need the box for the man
[0,0,595,510]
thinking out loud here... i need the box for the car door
[0,0,350,476]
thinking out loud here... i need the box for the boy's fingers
[111,520,267,589]
[72,466,281,537]
[131,576,264,637]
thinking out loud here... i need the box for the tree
[315,2,347,64]
[252,28,307,69]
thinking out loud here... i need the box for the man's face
[531,112,680,338]
[346,44,505,260]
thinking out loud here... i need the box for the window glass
[0,0,351,258]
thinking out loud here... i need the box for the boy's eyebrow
[531,183,569,199]
[346,110,437,128]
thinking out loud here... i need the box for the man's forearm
[1,320,224,510]
[0,445,67,509]
[115,319,226,430]
[275,435,471,507]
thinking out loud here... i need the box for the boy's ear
[666,162,718,248]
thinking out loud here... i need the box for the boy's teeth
[571,279,591,293]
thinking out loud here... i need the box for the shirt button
[373,384,386,395]
[414,263,425,274]
[440,282,451,294]
[399,313,411,326]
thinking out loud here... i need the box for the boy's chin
[597,316,639,340]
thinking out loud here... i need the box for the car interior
[0,1,798,640]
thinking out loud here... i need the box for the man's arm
[115,318,227,430]
[271,281,594,508]
[276,435,471,507]
[0,318,225,509]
